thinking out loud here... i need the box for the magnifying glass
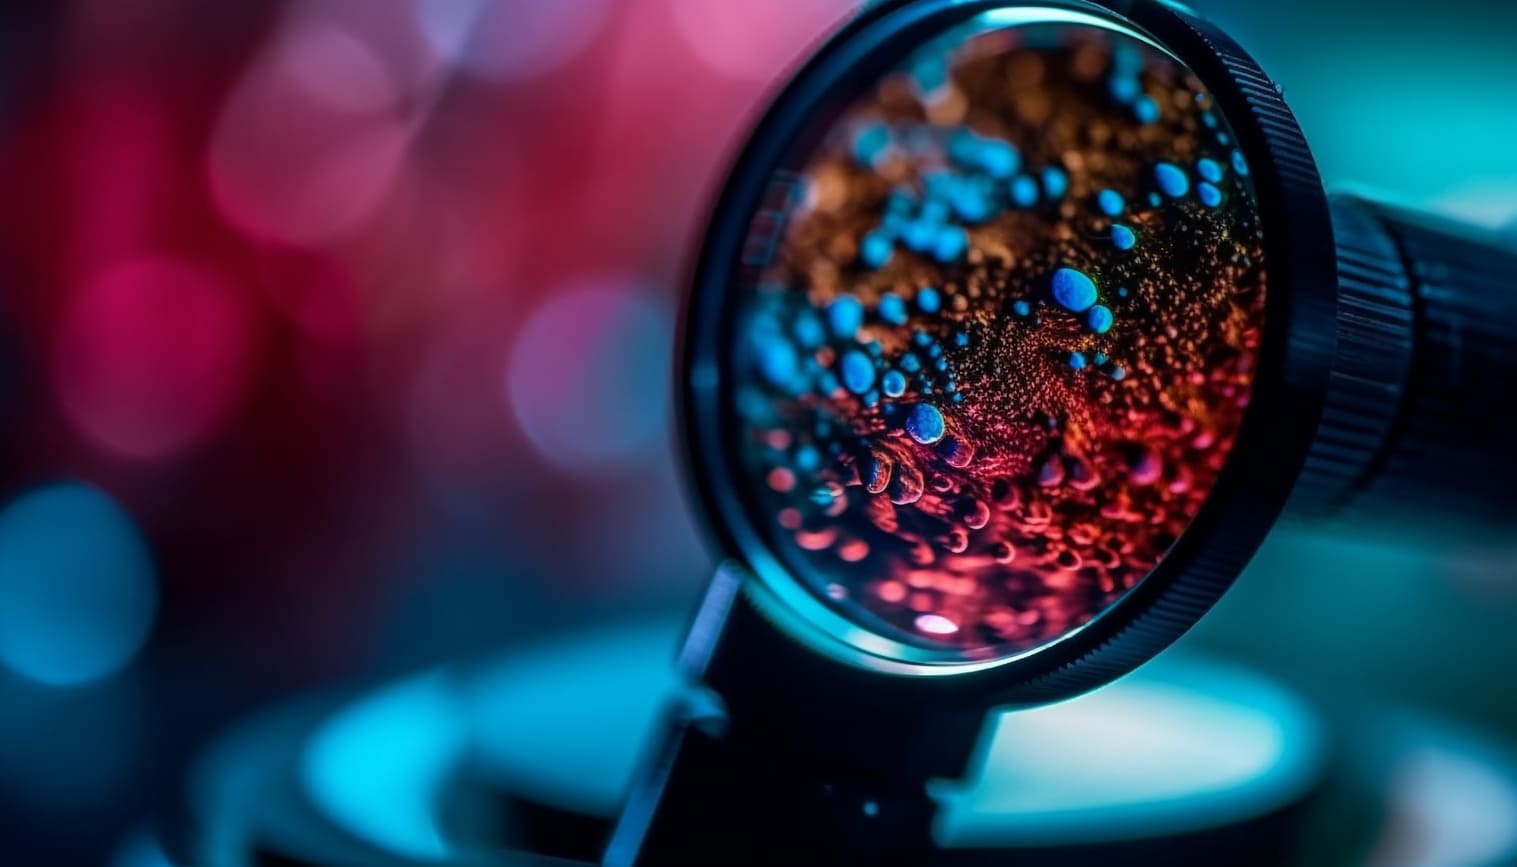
[611,1,1517,863]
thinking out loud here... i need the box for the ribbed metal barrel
[1295,196,1517,539]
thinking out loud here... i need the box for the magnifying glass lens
[726,13,1266,658]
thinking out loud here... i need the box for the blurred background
[0,0,1513,864]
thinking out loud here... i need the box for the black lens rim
[677,0,1337,705]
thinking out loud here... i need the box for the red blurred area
[0,0,854,683]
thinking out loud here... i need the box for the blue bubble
[932,226,969,262]
[0,484,157,687]
[947,128,982,167]
[878,294,907,325]
[1010,175,1039,208]
[756,333,800,390]
[951,190,993,224]
[904,220,937,253]
[1069,352,1087,370]
[979,139,1021,179]
[1155,162,1190,198]
[1088,305,1115,334]
[795,445,821,472]
[1094,352,1109,365]
[1203,111,1218,129]
[916,287,941,314]
[1198,183,1222,208]
[1113,43,1143,74]
[911,56,949,95]
[839,350,875,395]
[853,123,891,167]
[919,196,951,225]
[1097,189,1125,217]
[860,230,894,269]
[1013,300,1031,317]
[792,310,824,348]
[901,353,921,373]
[827,296,864,339]
[906,404,946,445]
[1051,268,1099,313]
[1197,158,1223,183]
[881,211,911,237]
[1109,75,1140,104]
[1111,366,1128,381]
[882,369,907,398]
[1231,149,1250,177]
[1148,192,1162,207]
[1112,224,1136,251]
[1134,96,1159,125]
[1041,166,1068,200]
[886,188,915,214]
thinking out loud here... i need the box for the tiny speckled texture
[728,16,1265,657]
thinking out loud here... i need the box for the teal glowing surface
[300,672,467,862]
[932,655,1324,846]
[465,619,683,816]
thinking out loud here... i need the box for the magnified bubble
[718,14,1266,658]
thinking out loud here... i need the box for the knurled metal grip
[1298,197,1517,538]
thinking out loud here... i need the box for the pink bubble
[53,257,257,460]
[916,613,960,636]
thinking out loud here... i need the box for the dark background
[0,0,1513,864]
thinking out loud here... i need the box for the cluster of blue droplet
[1107,43,1160,126]
[1067,347,1125,381]
[1194,95,1252,182]
[1091,154,1235,236]
[851,122,1070,271]
[743,284,972,469]
[1050,267,1119,343]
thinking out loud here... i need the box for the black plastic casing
[1300,198,1517,538]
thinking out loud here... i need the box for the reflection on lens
[725,13,1264,658]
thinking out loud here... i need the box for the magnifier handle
[603,565,958,867]
[1297,196,1517,538]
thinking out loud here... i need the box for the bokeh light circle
[669,0,857,83]
[53,256,257,460]
[0,483,157,687]
[506,284,672,475]
[208,31,411,246]
[413,0,616,82]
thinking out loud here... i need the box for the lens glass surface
[717,10,1265,660]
